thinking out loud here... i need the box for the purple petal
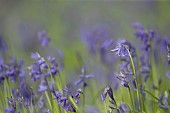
[166,71,170,79]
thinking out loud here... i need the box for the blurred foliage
[0,1,170,112]
[0,0,170,86]
[0,0,170,88]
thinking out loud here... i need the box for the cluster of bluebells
[116,71,130,89]
[50,83,83,112]
[132,22,154,51]
[0,57,25,84]
[29,52,59,81]
[101,86,130,113]
[1,22,170,113]
[109,22,170,112]
[111,39,137,90]
[0,30,84,113]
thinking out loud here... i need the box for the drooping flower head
[111,39,135,57]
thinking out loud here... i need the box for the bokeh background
[1,1,170,61]
[1,0,170,87]
[0,1,170,112]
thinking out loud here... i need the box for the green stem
[104,100,107,113]
[128,87,135,111]
[141,88,162,105]
[149,38,154,84]
[82,81,85,113]
[124,45,142,111]
[136,55,145,112]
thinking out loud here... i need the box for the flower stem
[124,45,142,111]
[128,87,135,111]
[104,100,107,113]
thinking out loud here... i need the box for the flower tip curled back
[106,86,114,101]
[111,39,135,57]
[100,92,106,101]
[109,105,116,110]
[102,86,116,105]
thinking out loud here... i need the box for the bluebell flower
[38,79,48,92]
[119,61,130,71]
[0,73,5,83]
[101,86,118,112]
[132,79,137,90]
[74,89,83,104]
[111,39,135,57]
[75,66,94,87]
[51,84,77,112]
[109,105,116,110]
[49,65,58,76]
[106,86,115,103]
[19,80,32,104]
[118,102,130,113]
[62,100,76,112]
[46,57,59,77]
[47,56,58,67]
[31,52,41,60]
[100,93,106,102]
[63,84,74,97]
[28,62,42,81]
[101,86,116,104]
[37,96,44,108]
[4,107,15,113]
[53,91,62,100]
[49,81,55,92]
[167,45,170,64]
[132,22,155,52]
[29,52,52,81]
[166,71,170,79]
[116,71,129,88]
[0,37,8,53]
[1,57,25,82]
[139,55,151,75]
[6,68,15,81]
[7,96,16,110]
[161,36,170,52]
[63,84,83,104]
[132,22,143,30]
[43,109,50,113]
[0,57,4,64]
[149,29,155,39]
[100,86,108,102]
[38,31,50,47]
[159,91,169,110]
[11,89,23,103]
[144,75,149,82]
